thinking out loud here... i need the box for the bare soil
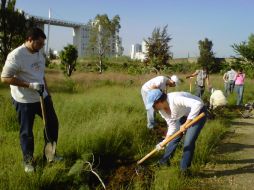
[195,118,254,190]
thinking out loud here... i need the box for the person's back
[227,69,237,81]
[142,76,168,92]
[210,89,227,109]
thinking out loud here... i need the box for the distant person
[141,75,180,129]
[226,67,237,95]
[1,27,61,173]
[222,71,229,96]
[145,89,207,174]
[209,88,227,109]
[234,68,245,106]
[186,67,210,98]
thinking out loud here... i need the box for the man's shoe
[179,169,192,178]
[47,155,64,163]
[24,162,34,173]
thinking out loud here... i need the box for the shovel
[38,86,56,163]
[137,112,205,165]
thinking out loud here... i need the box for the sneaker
[179,169,192,178]
[53,155,63,162]
[47,155,64,163]
[24,162,34,173]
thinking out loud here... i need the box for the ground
[195,117,254,190]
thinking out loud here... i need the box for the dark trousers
[13,96,58,161]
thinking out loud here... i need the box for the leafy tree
[59,44,78,77]
[232,34,254,66]
[197,38,217,73]
[0,0,34,67]
[86,14,122,73]
[144,25,172,72]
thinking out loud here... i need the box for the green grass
[0,71,253,189]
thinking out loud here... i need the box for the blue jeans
[13,96,59,162]
[159,107,207,171]
[224,82,229,97]
[235,85,244,106]
[141,89,155,129]
[228,80,235,94]
[195,86,205,98]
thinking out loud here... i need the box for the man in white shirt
[1,27,60,172]
[145,89,207,173]
[141,75,180,129]
[226,67,237,94]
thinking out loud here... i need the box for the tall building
[130,41,147,61]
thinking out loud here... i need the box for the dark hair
[26,27,46,40]
[154,92,167,104]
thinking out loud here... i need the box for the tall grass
[0,70,253,189]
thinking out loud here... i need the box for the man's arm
[1,76,29,88]
[186,71,198,79]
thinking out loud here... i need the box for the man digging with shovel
[145,89,207,176]
[1,27,61,173]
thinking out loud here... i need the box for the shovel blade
[45,141,56,163]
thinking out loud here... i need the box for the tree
[197,38,217,73]
[59,44,78,77]
[0,0,34,67]
[86,14,122,73]
[232,34,254,66]
[144,25,172,72]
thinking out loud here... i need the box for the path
[196,118,254,190]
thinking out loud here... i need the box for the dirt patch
[195,118,254,190]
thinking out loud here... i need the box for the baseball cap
[146,89,163,110]
[170,75,180,86]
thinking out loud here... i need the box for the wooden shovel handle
[40,95,47,126]
[137,112,205,165]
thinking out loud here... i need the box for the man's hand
[155,143,164,151]
[29,82,44,94]
[180,125,186,133]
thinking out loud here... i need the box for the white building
[26,12,123,58]
[130,41,147,62]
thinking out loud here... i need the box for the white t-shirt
[210,90,227,109]
[227,69,237,81]
[1,44,47,103]
[158,92,204,136]
[141,76,169,92]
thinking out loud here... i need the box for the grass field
[0,70,253,189]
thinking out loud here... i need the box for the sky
[15,0,254,58]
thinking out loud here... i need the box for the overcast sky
[16,0,254,58]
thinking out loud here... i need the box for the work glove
[155,143,164,151]
[29,82,44,94]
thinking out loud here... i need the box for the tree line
[1,0,254,77]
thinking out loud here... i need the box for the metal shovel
[38,87,56,163]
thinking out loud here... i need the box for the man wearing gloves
[145,89,207,174]
[1,27,60,172]
[141,75,180,129]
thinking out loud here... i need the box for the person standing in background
[234,68,245,106]
[223,71,229,96]
[227,66,237,94]
[186,67,211,98]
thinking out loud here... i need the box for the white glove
[29,82,44,93]
[155,143,164,151]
